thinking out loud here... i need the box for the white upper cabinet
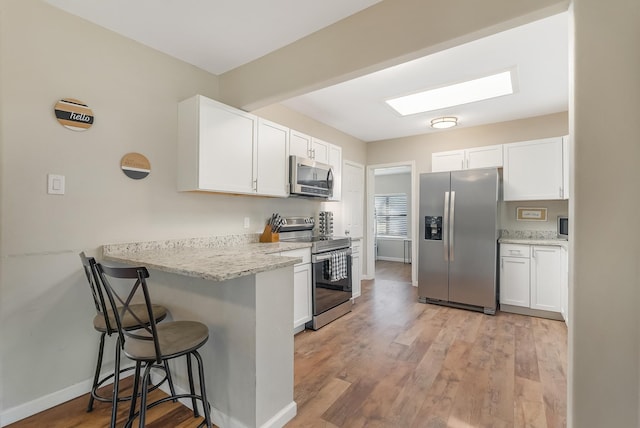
[562,135,570,199]
[178,95,287,197]
[431,150,464,172]
[503,137,564,201]
[178,95,257,194]
[289,129,313,159]
[289,130,330,164]
[466,144,504,169]
[256,118,289,197]
[431,145,503,172]
[311,138,330,164]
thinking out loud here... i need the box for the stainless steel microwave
[558,216,569,239]
[289,156,333,198]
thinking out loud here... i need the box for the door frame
[365,160,418,286]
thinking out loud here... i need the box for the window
[375,193,408,237]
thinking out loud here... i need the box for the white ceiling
[44,1,568,143]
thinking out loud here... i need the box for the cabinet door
[293,263,312,328]
[503,137,564,201]
[328,144,342,201]
[530,246,562,312]
[351,240,362,299]
[500,256,530,307]
[432,150,464,172]
[466,144,503,169]
[311,138,330,163]
[562,135,570,200]
[256,118,288,197]
[289,129,311,158]
[198,96,257,193]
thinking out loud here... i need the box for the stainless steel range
[279,216,352,330]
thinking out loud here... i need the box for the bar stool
[95,262,213,428]
[79,252,176,427]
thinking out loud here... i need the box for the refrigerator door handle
[443,191,450,262]
[449,191,456,262]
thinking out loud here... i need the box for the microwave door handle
[327,168,334,194]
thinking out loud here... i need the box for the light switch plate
[47,174,65,195]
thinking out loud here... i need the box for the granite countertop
[498,230,568,247]
[102,235,312,282]
[498,237,568,247]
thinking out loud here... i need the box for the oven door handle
[312,248,352,263]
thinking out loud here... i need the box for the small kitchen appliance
[557,216,569,239]
[289,156,334,198]
[279,216,352,330]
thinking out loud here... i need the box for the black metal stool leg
[193,351,212,428]
[186,353,199,417]
[163,360,177,402]
[138,363,153,428]
[87,332,106,412]
[110,337,121,428]
[128,361,142,421]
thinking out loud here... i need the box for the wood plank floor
[8,260,566,428]
[286,261,567,428]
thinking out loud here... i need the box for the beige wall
[0,0,323,418]
[570,1,640,426]
[367,112,568,173]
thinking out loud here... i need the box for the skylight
[386,70,515,116]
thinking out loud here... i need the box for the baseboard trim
[0,363,132,427]
[1,378,93,427]
[259,401,297,428]
[376,256,405,262]
[153,374,296,428]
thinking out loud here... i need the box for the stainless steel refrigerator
[418,168,498,314]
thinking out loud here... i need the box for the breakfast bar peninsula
[102,235,311,428]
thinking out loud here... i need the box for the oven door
[311,251,352,316]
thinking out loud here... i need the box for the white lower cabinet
[351,239,362,299]
[560,246,569,325]
[280,248,312,331]
[499,243,564,317]
[530,246,562,312]
[500,255,531,307]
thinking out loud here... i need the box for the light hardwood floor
[286,261,567,428]
[8,260,566,428]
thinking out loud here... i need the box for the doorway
[365,161,417,286]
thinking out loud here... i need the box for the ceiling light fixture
[386,70,515,116]
[430,117,458,129]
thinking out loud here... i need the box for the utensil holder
[259,225,280,243]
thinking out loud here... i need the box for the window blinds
[374,194,408,237]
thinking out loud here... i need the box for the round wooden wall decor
[120,153,151,180]
[54,98,94,131]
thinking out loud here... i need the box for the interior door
[342,162,365,238]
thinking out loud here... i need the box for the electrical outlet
[244,217,250,229]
